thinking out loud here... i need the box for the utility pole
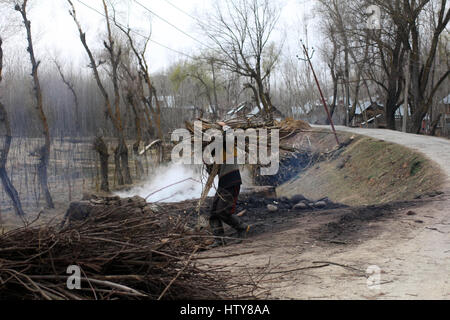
[344,46,350,127]
[209,57,219,120]
[299,41,340,146]
[403,50,410,133]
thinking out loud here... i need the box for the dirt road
[203,127,450,299]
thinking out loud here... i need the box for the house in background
[302,98,347,125]
[350,99,385,128]
[435,93,450,137]
[303,101,323,124]
[225,102,285,121]
[225,102,253,118]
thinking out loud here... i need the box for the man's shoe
[235,225,251,243]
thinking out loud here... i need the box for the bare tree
[329,0,450,132]
[200,0,282,118]
[102,0,133,186]
[118,45,146,178]
[319,21,341,121]
[361,0,450,132]
[15,0,54,208]
[317,0,377,125]
[113,21,163,141]
[401,0,450,133]
[363,4,407,129]
[168,57,223,118]
[67,0,133,189]
[67,0,110,191]
[0,36,25,218]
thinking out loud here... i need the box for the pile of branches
[183,117,311,220]
[184,117,311,155]
[185,117,310,139]
[0,196,237,300]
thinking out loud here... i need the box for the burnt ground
[313,200,425,244]
[156,191,441,247]
[157,193,344,238]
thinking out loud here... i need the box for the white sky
[1,0,320,73]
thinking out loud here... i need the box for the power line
[74,0,195,59]
[160,0,205,26]
[133,0,213,50]
[159,0,218,54]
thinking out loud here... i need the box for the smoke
[116,163,218,203]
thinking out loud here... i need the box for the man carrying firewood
[207,122,250,248]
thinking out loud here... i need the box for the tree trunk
[410,106,427,134]
[37,147,53,208]
[384,72,402,130]
[430,113,442,136]
[255,78,273,120]
[118,138,132,185]
[244,83,261,111]
[0,131,25,217]
[93,136,109,192]
[210,59,219,120]
[403,50,411,132]
[114,145,124,186]
[133,142,144,178]
[348,76,362,125]
[16,1,54,208]
[150,86,163,141]
[130,97,144,179]
[0,38,25,217]
[0,168,25,217]
[385,104,397,130]
[327,74,338,124]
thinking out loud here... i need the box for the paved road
[314,125,450,189]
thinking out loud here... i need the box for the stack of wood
[183,117,311,157]
[185,117,310,139]
[183,116,311,223]
[0,195,241,300]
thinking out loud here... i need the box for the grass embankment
[277,134,443,206]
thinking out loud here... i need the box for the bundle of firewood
[183,117,311,224]
[185,117,310,138]
[0,196,243,300]
[182,117,311,160]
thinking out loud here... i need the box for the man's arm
[217,121,231,132]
